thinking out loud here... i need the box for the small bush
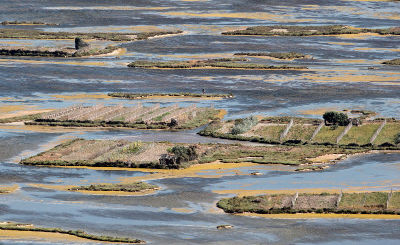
[395,133,400,144]
[323,111,349,126]
[231,116,258,135]
[171,145,198,163]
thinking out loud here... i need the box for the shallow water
[1,0,400,244]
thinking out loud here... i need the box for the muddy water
[1,0,400,244]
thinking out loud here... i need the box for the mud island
[0,28,182,58]
[128,58,308,70]
[11,103,223,130]
[108,92,234,100]
[0,222,144,243]
[217,191,400,217]
[199,112,400,148]
[20,139,369,171]
[383,58,400,65]
[222,25,400,36]
[1,21,58,26]
[69,182,159,195]
[0,28,183,41]
[234,52,311,60]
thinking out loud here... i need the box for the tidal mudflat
[1,0,400,244]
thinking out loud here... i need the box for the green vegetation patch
[388,192,400,209]
[175,108,223,130]
[0,112,45,123]
[234,52,307,59]
[254,125,286,141]
[338,192,388,211]
[69,182,158,192]
[339,124,380,145]
[0,222,144,243]
[312,126,345,144]
[222,25,400,36]
[217,192,400,215]
[285,124,318,142]
[197,144,365,166]
[24,105,223,131]
[382,58,400,65]
[1,21,58,26]
[20,139,367,169]
[108,92,233,99]
[261,116,321,124]
[0,45,119,58]
[231,116,258,135]
[128,58,307,70]
[374,123,400,145]
[0,28,182,41]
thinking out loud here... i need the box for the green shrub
[231,116,258,135]
[323,111,349,126]
[395,133,400,144]
[171,145,198,163]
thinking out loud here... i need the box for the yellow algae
[0,230,105,243]
[51,93,111,100]
[46,161,259,182]
[216,109,227,119]
[104,80,122,83]
[171,208,194,213]
[307,154,345,163]
[29,183,159,196]
[0,124,116,133]
[335,59,379,64]
[162,11,315,22]
[327,42,355,45]
[45,6,172,11]
[187,76,215,81]
[0,109,53,120]
[226,75,265,81]
[353,47,400,52]
[76,189,158,196]
[0,105,28,114]
[301,74,400,83]
[89,48,126,57]
[0,40,32,45]
[0,185,18,194]
[141,66,308,71]
[159,52,233,59]
[235,213,400,220]
[299,107,337,116]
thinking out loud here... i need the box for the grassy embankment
[0,28,182,57]
[69,182,158,193]
[0,28,182,41]
[20,139,367,169]
[108,92,234,99]
[382,58,400,65]
[1,21,58,26]
[0,45,120,57]
[0,113,45,123]
[217,192,400,215]
[0,222,144,243]
[22,104,222,130]
[128,58,308,70]
[199,116,400,148]
[222,25,400,36]
[234,52,308,59]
